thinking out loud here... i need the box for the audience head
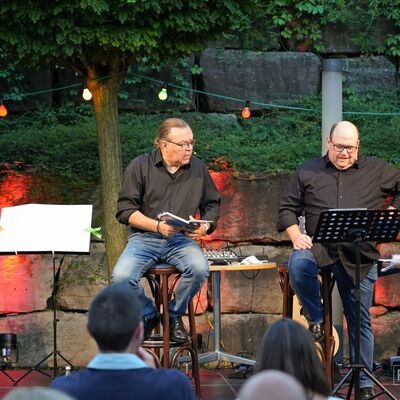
[4,387,75,400]
[256,318,330,397]
[239,370,307,400]
[87,283,143,352]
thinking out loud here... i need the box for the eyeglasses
[331,142,359,154]
[165,139,195,150]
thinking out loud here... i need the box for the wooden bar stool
[278,263,337,389]
[142,264,201,398]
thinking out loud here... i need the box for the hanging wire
[2,70,400,117]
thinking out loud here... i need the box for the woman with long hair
[256,318,337,400]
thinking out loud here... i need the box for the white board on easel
[0,204,93,254]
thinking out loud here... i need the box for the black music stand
[313,208,400,400]
[0,204,92,383]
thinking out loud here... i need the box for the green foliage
[0,1,259,69]
[379,0,400,56]
[231,0,400,56]
[1,91,398,186]
[235,0,349,52]
[0,48,26,101]
[191,64,203,75]
[342,89,400,165]
[344,0,400,56]
[0,107,99,202]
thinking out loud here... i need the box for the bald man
[278,121,400,400]
[239,370,307,400]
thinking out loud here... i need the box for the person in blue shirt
[51,283,195,400]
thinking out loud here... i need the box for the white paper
[0,204,93,254]
[379,254,400,272]
[240,255,263,265]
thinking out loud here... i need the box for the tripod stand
[13,254,76,385]
[313,208,400,400]
[1,362,16,384]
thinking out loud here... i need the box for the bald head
[329,121,359,140]
[327,120,360,170]
[239,370,307,400]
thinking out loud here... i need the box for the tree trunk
[88,74,127,278]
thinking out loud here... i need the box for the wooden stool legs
[143,266,201,398]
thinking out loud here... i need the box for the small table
[198,262,276,366]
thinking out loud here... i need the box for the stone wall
[200,50,321,111]
[114,50,399,114]
[1,172,399,368]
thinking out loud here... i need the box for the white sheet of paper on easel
[0,204,93,254]
[379,254,400,272]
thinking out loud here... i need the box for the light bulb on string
[158,83,168,101]
[82,88,92,101]
[0,99,8,118]
[241,100,251,119]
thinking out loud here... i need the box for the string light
[158,83,168,101]
[241,100,251,119]
[0,99,8,117]
[82,88,92,101]
[1,71,398,117]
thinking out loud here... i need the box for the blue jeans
[288,249,377,388]
[112,232,209,318]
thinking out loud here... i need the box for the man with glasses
[113,117,220,343]
[277,121,400,400]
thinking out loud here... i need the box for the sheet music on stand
[0,204,93,254]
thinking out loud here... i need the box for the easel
[313,208,400,400]
[0,204,93,383]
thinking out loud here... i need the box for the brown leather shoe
[308,323,324,342]
[360,387,375,400]
[169,316,188,343]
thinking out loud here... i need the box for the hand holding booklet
[157,211,212,231]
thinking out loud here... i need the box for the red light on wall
[0,169,32,210]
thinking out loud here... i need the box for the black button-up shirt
[278,154,400,280]
[116,149,221,234]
